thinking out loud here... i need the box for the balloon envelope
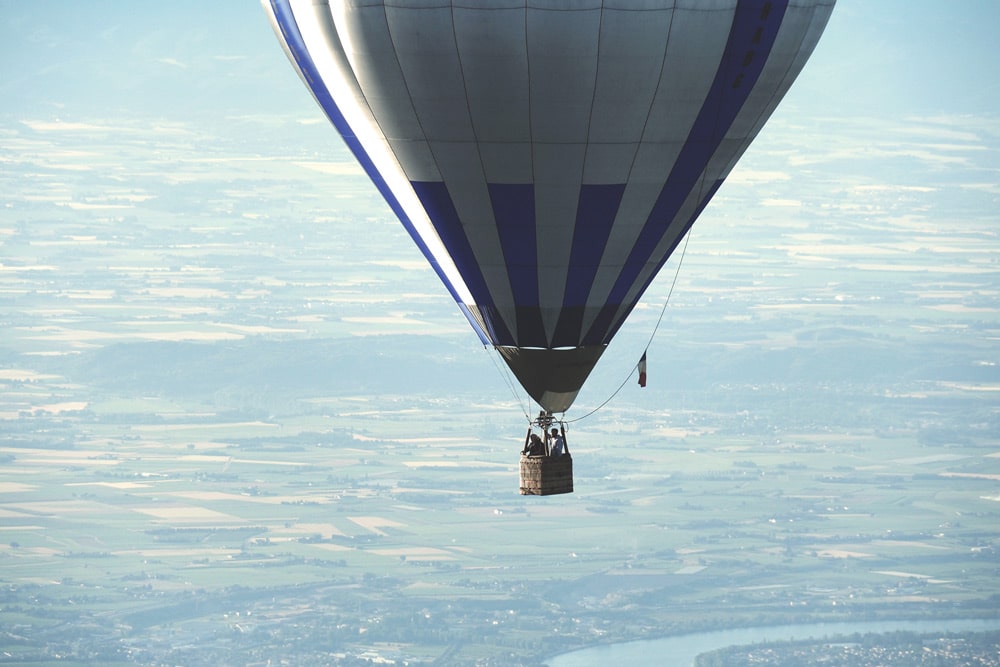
[263,0,835,412]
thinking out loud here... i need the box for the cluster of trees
[695,631,1000,667]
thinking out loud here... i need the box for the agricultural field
[1,385,998,664]
[2,110,999,664]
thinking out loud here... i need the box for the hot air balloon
[262,0,834,422]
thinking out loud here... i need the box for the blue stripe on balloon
[597,178,726,345]
[267,0,491,344]
[553,184,628,347]
[489,184,548,346]
[411,181,515,345]
[584,0,789,346]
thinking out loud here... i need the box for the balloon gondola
[262,0,835,493]
[519,411,572,496]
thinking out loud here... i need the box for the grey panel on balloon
[431,141,517,320]
[386,6,474,143]
[454,6,530,144]
[583,142,640,185]
[535,180,582,340]
[534,142,585,334]
[587,7,673,144]
[388,139,438,183]
[586,140,682,306]
[343,5,424,142]
[643,7,732,143]
[479,142,533,184]
[527,6,600,143]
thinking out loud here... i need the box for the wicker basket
[519,454,573,496]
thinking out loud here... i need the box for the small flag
[637,351,647,388]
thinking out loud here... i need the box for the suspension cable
[482,345,533,422]
[645,228,692,352]
[565,229,693,424]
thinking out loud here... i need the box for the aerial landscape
[1,1,998,665]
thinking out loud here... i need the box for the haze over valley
[1,2,998,664]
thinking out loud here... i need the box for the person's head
[551,428,559,436]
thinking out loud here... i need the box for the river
[546,617,1000,667]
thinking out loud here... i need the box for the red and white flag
[637,352,647,388]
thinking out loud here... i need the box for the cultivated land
[1,112,998,665]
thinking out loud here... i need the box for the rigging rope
[565,229,693,424]
[483,344,533,423]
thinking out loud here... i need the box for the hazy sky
[801,1,1000,115]
[3,1,998,119]
[3,2,998,372]
[3,1,998,345]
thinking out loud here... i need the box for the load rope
[483,345,534,422]
[565,229,692,424]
